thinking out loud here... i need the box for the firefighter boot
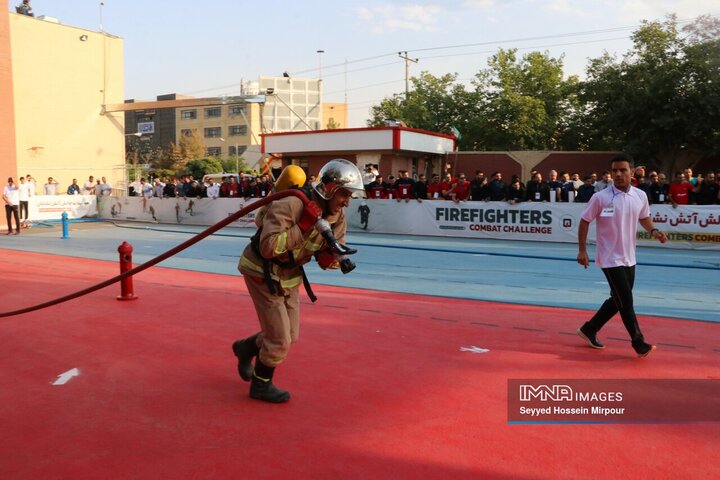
[250,359,291,403]
[231,333,260,381]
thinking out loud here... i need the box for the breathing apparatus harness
[249,189,357,303]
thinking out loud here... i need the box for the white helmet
[313,159,366,200]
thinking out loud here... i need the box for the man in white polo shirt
[3,177,21,235]
[576,153,667,357]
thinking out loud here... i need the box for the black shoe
[232,334,259,382]
[577,327,605,349]
[249,360,290,403]
[250,377,291,403]
[636,344,656,357]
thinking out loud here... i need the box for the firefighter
[232,159,365,403]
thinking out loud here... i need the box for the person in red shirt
[448,173,471,203]
[439,173,454,200]
[668,171,694,207]
[427,174,443,199]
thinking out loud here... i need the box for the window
[229,125,247,136]
[229,145,247,156]
[204,127,222,138]
[228,105,246,116]
[181,110,197,120]
[206,147,221,156]
[180,129,193,138]
[205,107,221,118]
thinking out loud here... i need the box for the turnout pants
[244,275,300,367]
[585,265,647,351]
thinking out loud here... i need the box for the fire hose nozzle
[315,218,357,256]
[339,257,356,274]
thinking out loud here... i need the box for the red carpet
[0,249,718,479]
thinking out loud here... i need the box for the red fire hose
[0,189,315,318]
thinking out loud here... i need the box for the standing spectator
[362,164,376,191]
[486,172,507,201]
[67,179,81,195]
[427,174,443,200]
[470,171,487,201]
[245,178,259,198]
[163,179,177,198]
[547,170,563,202]
[367,175,387,199]
[99,177,112,196]
[17,176,32,227]
[385,175,399,199]
[257,174,272,197]
[694,172,719,205]
[683,168,698,186]
[412,174,428,202]
[560,171,575,202]
[395,170,414,202]
[153,178,165,198]
[206,178,220,199]
[575,176,596,203]
[449,173,471,203]
[218,176,230,198]
[525,172,548,202]
[668,171,693,207]
[439,173,454,200]
[506,178,525,204]
[594,171,612,192]
[645,173,668,204]
[571,173,584,192]
[3,178,20,235]
[139,178,153,199]
[576,154,666,357]
[83,176,96,195]
[632,166,647,187]
[44,177,59,195]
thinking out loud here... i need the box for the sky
[18,1,719,128]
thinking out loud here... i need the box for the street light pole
[316,49,324,82]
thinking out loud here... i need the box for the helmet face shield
[313,159,366,200]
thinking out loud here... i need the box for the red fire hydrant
[117,241,138,301]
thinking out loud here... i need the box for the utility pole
[398,51,418,100]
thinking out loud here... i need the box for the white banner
[96,195,260,228]
[28,195,98,220]
[92,196,720,251]
[345,200,720,251]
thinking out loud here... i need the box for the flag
[260,157,270,175]
[450,126,461,140]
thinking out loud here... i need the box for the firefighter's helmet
[313,159,366,200]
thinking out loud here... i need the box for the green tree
[368,72,475,146]
[185,157,223,179]
[178,130,206,162]
[580,15,720,174]
[220,156,248,173]
[468,49,580,150]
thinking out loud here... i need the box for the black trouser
[5,205,20,232]
[585,266,647,352]
[19,200,29,220]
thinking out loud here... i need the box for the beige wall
[322,103,348,129]
[9,13,125,194]
[0,8,18,182]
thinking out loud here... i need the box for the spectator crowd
[359,164,720,206]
